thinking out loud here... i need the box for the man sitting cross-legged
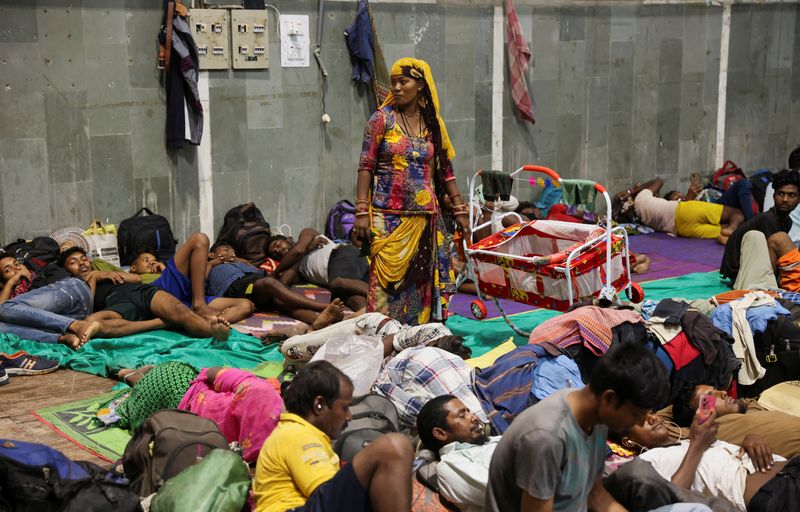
[59,247,230,344]
[719,169,800,290]
[253,360,413,512]
[127,232,254,325]
[206,242,344,330]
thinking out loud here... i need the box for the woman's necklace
[399,109,422,139]
[398,108,424,159]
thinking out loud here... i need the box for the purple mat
[629,232,724,266]
[633,252,717,282]
[448,293,537,319]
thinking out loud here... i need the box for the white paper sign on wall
[279,14,310,68]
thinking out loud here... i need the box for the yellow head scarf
[380,58,455,160]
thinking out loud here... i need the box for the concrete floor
[0,369,115,466]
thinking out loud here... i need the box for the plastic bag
[83,220,120,267]
[310,334,384,396]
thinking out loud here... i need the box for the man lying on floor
[0,253,99,347]
[206,242,345,330]
[59,247,231,344]
[126,232,254,324]
[616,178,744,243]
[267,228,369,312]
[719,169,800,290]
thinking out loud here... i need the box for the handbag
[83,220,121,267]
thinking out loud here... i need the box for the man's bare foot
[261,324,309,344]
[209,315,230,341]
[312,299,345,330]
[69,320,101,345]
[59,333,81,350]
[632,254,651,274]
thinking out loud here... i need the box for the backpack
[712,160,746,192]
[0,439,140,512]
[2,236,60,264]
[117,208,177,265]
[325,200,357,241]
[333,394,400,463]
[750,168,775,211]
[121,409,229,496]
[149,449,250,512]
[215,203,272,264]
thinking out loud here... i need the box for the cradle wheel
[625,282,645,304]
[470,300,488,320]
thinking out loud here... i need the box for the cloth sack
[83,220,121,267]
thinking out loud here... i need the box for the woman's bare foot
[117,365,155,385]
[312,299,345,330]
[209,315,230,341]
[59,333,81,350]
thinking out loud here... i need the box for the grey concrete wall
[0,1,798,243]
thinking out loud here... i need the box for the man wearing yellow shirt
[254,360,413,512]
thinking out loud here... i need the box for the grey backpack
[334,394,400,463]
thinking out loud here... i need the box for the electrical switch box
[190,9,229,70]
[279,14,310,68]
[231,10,269,69]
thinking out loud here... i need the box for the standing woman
[353,58,470,325]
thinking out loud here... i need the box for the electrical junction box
[231,9,269,69]
[279,14,310,68]
[190,8,230,70]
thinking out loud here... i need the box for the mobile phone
[698,394,716,425]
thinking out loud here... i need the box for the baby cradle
[462,165,637,335]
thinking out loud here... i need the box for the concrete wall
[0,1,798,243]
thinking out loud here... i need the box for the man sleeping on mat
[59,247,231,346]
[126,232,254,325]
[267,227,369,312]
[205,242,345,331]
[616,178,744,243]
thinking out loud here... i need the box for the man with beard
[416,395,494,512]
[720,169,800,289]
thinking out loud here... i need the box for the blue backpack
[0,439,139,512]
[325,200,357,242]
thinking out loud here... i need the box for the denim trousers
[0,277,93,343]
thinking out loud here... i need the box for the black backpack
[0,438,140,512]
[739,298,800,398]
[117,208,178,265]
[2,236,60,264]
[215,203,272,264]
[750,169,775,211]
[121,409,229,497]
[334,394,400,463]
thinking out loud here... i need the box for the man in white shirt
[416,395,495,512]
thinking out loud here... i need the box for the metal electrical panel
[190,9,230,70]
[231,10,269,69]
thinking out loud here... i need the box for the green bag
[149,449,250,512]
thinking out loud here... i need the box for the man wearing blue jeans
[0,254,97,348]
